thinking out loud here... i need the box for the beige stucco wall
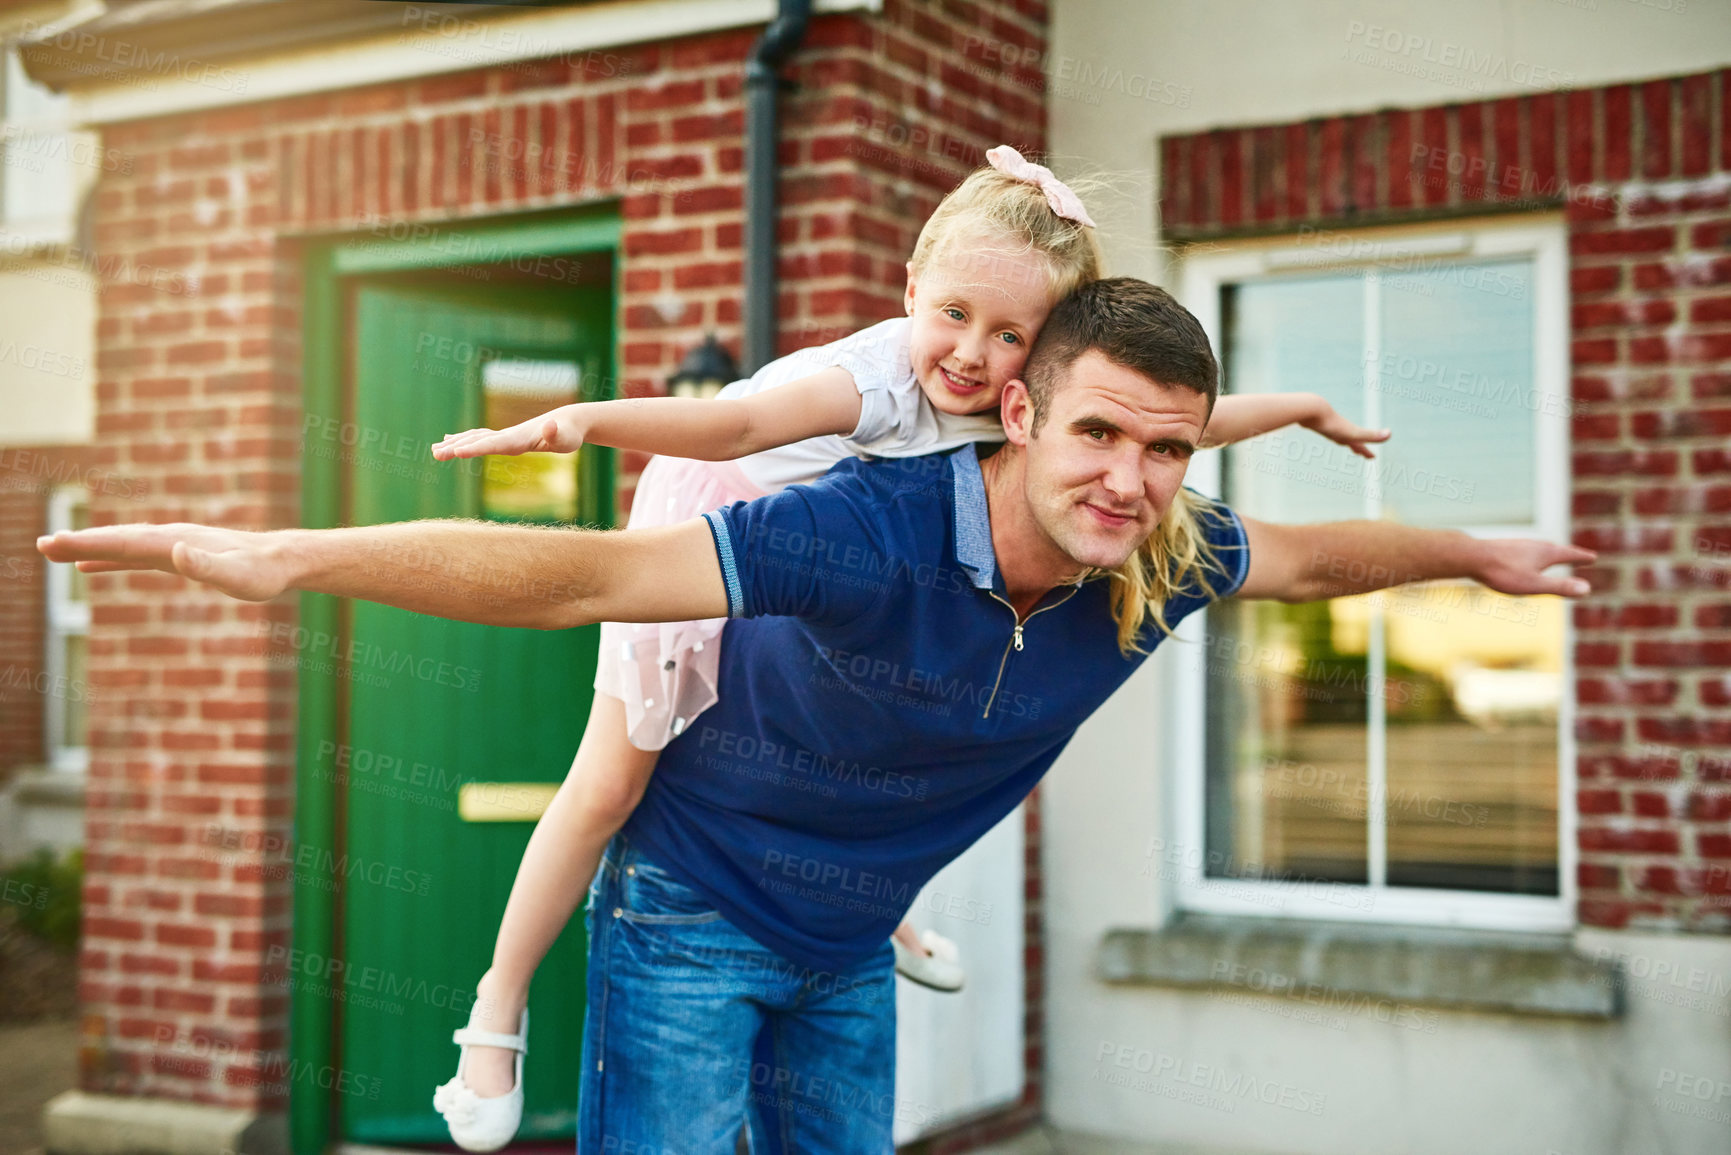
[1049,0,1731,282]
[1042,2,1731,1151]
[2,0,98,448]
[0,261,95,446]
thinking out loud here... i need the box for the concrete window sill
[10,767,86,807]
[1098,912,1621,1020]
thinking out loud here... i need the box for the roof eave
[16,0,507,90]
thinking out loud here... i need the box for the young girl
[427,146,1387,1151]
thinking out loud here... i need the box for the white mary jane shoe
[893,928,966,992]
[432,1007,528,1152]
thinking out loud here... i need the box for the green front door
[309,276,613,1145]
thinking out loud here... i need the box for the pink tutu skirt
[594,454,768,750]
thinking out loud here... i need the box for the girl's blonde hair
[908,160,1106,304]
[915,168,1232,653]
[1098,490,1242,656]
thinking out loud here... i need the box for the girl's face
[903,239,1060,417]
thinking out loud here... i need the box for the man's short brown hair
[1022,277,1219,432]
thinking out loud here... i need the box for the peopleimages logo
[749,523,977,597]
[811,644,1044,720]
[0,449,149,499]
[19,20,250,92]
[757,848,915,923]
[1,877,50,910]
[1093,1042,1328,1116]
[0,125,132,174]
[152,1026,382,1101]
[761,849,912,906]
[265,944,480,1014]
[1342,21,1575,91]
[353,212,590,284]
[0,663,98,706]
[256,620,482,692]
[0,339,86,378]
[200,824,432,897]
[697,726,929,800]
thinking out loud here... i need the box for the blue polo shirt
[622,444,1251,971]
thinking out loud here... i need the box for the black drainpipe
[742,0,812,373]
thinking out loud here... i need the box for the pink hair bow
[986,145,1096,228]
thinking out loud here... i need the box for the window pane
[1206,599,1370,886]
[1379,582,1562,894]
[1222,274,1367,525]
[1211,276,1372,886]
[1377,261,1536,526]
[480,359,580,522]
[67,499,90,603]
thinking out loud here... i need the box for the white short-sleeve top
[714,317,1006,493]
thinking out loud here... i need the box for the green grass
[0,848,81,951]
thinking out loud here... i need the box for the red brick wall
[0,445,98,783]
[78,0,1051,1123]
[1158,69,1731,935]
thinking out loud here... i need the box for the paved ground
[0,1014,79,1155]
[972,1129,1062,1153]
[0,907,79,1155]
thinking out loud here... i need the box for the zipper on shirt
[981,585,1080,719]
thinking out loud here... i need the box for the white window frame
[1170,215,1575,933]
[44,484,89,773]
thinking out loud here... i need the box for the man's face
[1004,350,1211,571]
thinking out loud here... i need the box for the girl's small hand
[431,416,581,460]
[1303,409,1391,460]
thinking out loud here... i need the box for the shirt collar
[950,443,1094,601]
[950,444,996,591]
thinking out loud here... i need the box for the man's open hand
[37,523,293,602]
[1474,538,1597,598]
[1241,516,1599,603]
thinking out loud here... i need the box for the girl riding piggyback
[427,146,1387,1152]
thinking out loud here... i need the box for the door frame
[291,204,621,1155]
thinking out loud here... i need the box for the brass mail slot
[458,782,560,822]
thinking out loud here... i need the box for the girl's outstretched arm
[1204,392,1392,459]
[430,367,864,462]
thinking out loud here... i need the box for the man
[40,278,1592,1151]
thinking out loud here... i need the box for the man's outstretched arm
[36,518,729,629]
[1234,516,1596,602]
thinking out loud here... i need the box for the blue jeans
[579,834,897,1153]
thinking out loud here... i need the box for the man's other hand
[1474,538,1597,599]
[38,523,291,602]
